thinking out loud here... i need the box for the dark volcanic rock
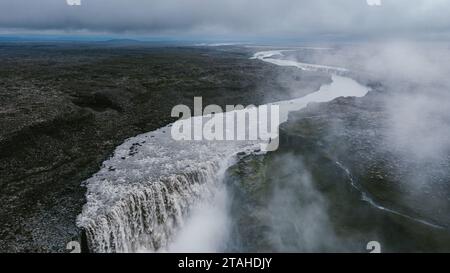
[281,90,450,228]
[225,89,450,252]
[0,43,330,252]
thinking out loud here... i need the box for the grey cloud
[1,0,450,39]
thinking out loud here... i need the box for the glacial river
[77,49,371,252]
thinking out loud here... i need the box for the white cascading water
[76,49,371,253]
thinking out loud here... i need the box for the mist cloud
[297,41,450,224]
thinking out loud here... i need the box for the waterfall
[80,162,222,253]
[76,119,260,252]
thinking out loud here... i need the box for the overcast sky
[1,0,450,40]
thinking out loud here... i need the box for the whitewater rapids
[76,50,370,253]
